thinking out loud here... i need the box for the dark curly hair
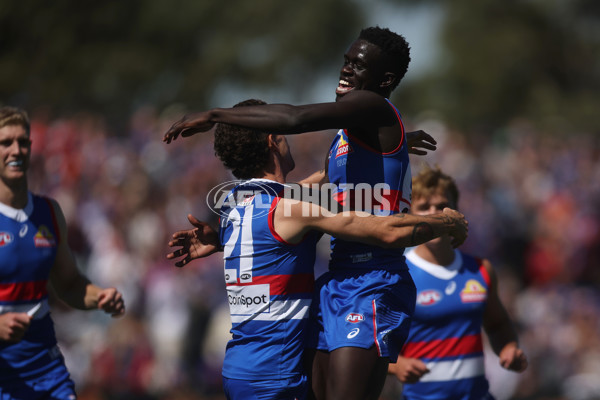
[213,99,270,180]
[359,26,411,89]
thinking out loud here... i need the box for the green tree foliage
[0,0,362,124]
[394,0,600,133]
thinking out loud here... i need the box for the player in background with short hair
[0,106,126,400]
[166,100,467,400]
[164,27,432,400]
[387,166,528,400]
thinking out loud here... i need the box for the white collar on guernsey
[0,192,34,222]
[405,248,462,280]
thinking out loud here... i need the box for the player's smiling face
[0,124,31,184]
[336,39,386,100]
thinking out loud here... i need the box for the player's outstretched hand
[442,207,468,248]
[389,357,430,384]
[167,214,221,267]
[499,344,528,372]
[163,112,215,143]
[97,288,125,318]
[0,312,32,342]
[406,130,437,156]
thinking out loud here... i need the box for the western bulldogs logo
[335,136,353,158]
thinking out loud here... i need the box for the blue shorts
[222,374,308,400]
[308,268,416,361]
[0,362,76,400]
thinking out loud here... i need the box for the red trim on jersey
[0,281,48,301]
[477,259,491,286]
[269,191,316,245]
[333,189,410,212]
[402,334,483,359]
[343,100,405,155]
[268,196,295,245]
[226,273,314,295]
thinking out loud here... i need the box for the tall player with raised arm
[166,100,467,400]
[164,27,439,400]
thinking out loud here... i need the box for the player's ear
[381,72,397,89]
[267,134,281,153]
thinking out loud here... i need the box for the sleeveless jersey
[401,248,491,400]
[219,179,321,380]
[0,193,63,381]
[326,99,411,271]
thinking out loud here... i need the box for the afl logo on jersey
[0,232,14,247]
[345,313,365,323]
[417,289,442,306]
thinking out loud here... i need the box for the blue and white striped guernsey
[219,179,321,380]
[401,248,492,400]
[0,193,64,382]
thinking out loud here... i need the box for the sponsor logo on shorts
[347,327,360,339]
[460,279,487,303]
[345,313,365,323]
[416,289,442,306]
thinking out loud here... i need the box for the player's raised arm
[163,91,396,144]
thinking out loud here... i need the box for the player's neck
[259,171,285,184]
[414,241,455,267]
[261,154,288,183]
[0,179,28,209]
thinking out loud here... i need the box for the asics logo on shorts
[347,328,360,339]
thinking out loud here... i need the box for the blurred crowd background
[2,1,600,399]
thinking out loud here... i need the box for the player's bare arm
[164,91,396,144]
[272,199,467,248]
[395,208,468,247]
[481,259,528,372]
[48,198,125,316]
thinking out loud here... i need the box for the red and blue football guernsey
[218,179,321,381]
[0,193,67,382]
[401,248,492,400]
[327,99,411,271]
